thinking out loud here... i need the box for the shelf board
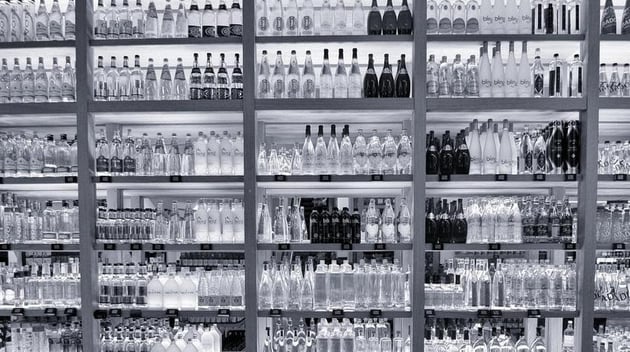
[257,175,412,194]
[257,243,412,251]
[0,102,77,115]
[0,243,80,252]
[0,40,76,49]
[426,174,577,191]
[94,307,244,319]
[95,243,244,252]
[257,309,411,319]
[0,307,80,317]
[600,34,630,41]
[255,98,413,111]
[426,174,577,183]
[427,34,585,42]
[596,243,630,250]
[426,98,586,111]
[594,310,630,319]
[425,243,577,251]
[93,175,243,184]
[425,309,579,319]
[90,37,242,47]
[256,35,413,43]
[88,100,243,113]
[599,97,630,109]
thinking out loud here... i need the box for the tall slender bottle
[230,0,242,36]
[286,50,300,98]
[544,0,555,33]
[520,125,533,174]
[364,54,379,97]
[257,50,270,99]
[558,0,568,34]
[320,0,333,34]
[398,0,413,34]
[427,54,439,97]
[493,0,506,34]
[569,54,583,97]
[231,53,243,99]
[498,120,512,174]
[469,119,482,174]
[505,41,518,97]
[334,49,348,98]
[302,50,316,98]
[518,41,532,97]
[479,42,492,97]
[334,0,347,34]
[533,0,545,34]
[255,0,268,36]
[379,54,395,97]
[188,0,202,37]
[320,49,333,98]
[482,121,497,174]
[35,57,49,102]
[300,0,314,35]
[519,0,532,34]
[505,0,520,33]
[216,0,230,37]
[396,54,411,98]
[348,48,362,98]
[271,50,285,99]
[602,0,616,34]
[533,126,547,174]
[367,0,382,35]
[314,125,327,174]
[491,42,505,97]
[327,125,340,174]
[479,0,493,33]
[302,126,315,174]
[202,0,216,37]
[569,0,581,34]
[284,0,298,35]
[532,48,545,97]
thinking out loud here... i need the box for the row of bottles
[428,0,582,35]
[97,198,244,244]
[593,322,630,352]
[4,319,83,352]
[430,195,575,244]
[94,53,243,101]
[601,0,630,35]
[0,259,81,307]
[0,132,77,177]
[0,194,79,243]
[257,49,411,99]
[94,0,242,39]
[425,257,577,310]
[100,318,225,352]
[99,259,244,309]
[427,42,584,98]
[427,119,580,176]
[256,0,413,36]
[0,56,76,103]
[257,125,413,176]
[595,257,630,311]
[258,257,410,311]
[95,129,244,176]
[597,201,630,244]
[599,63,630,97]
[597,140,630,175]
[0,0,75,42]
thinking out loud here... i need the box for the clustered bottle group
[257,49,411,99]
[256,0,413,36]
[94,53,242,101]
[427,42,584,98]
[3,319,83,351]
[599,63,630,97]
[0,0,76,42]
[0,132,77,177]
[0,56,76,104]
[427,118,580,176]
[596,201,630,244]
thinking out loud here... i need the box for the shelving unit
[0,0,611,350]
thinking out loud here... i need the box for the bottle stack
[2,319,83,351]
[0,0,76,42]
[0,56,76,103]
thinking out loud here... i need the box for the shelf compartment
[0,243,80,252]
[0,40,76,49]
[88,100,243,113]
[257,309,411,319]
[593,310,630,319]
[256,35,413,43]
[426,98,586,112]
[90,37,242,47]
[599,98,630,109]
[0,307,80,317]
[93,307,244,319]
[427,34,585,42]
[425,243,577,251]
[257,243,412,252]
[424,309,579,319]
[0,103,77,116]
[255,98,413,111]
[95,243,244,252]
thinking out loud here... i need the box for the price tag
[44,308,57,316]
[0,244,11,251]
[51,244,63,251]
[615,174,628,181]
[99,176,112,183]
[488,243,501,251]
[534,174,546,181]
[477,309,490,318]
[424,309,435,317]
[165,309,179,317]
[278,243,290,250]
[432,243,444,250]
[332,309,344,317]
[369,309,383,318]
[64,308,77,316]
[495,174,508,181]
[374,243,386,250]
[129,309,142,318]
[319,175,331,182]
[274,175,286,182]
[527,309,542,318]
[564,243,577,250]
[371,175,384,181]
[341,243,353,250]
[103,243,116,250]
[11,308,24,316]
[200,244,213,250]
[64,176,78,183]
[565,174,577,181]
[152,244,165,251]
[108,309,122,317]
[0,178,4,184]
[169,175,182,183]
[613,243,626,250]
[217,308,230,317]
[93,310,107,319]
[490,310,502,317]
[130,243,142,251]
[269,309,282,316]
[438,174,450,182]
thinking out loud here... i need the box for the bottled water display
[598,63,630,97]
[596,201,630,244]
[258,257,410,311]
[93,53,243,101]
[1,319,83,351]
[427,195,575,244]
[93,0,242,39]
[0,0,76,42]
[0,259,81,307]
[100,318,229,352]
[95,129,244,176]
[255,0,413,36]
[593,323,630,352]
[258,125,412,175]
[427,42,584,98]
[425,257,577,311]
[0,56,76,104]
[99,260,244,310]
[427,119,580,176]
[257,49,411,99]
[97,198,244,244]
[593,140,630,175]
[600,0,630,35]
[256,197,412,244]
[0,193,80,243]
[595,252,630,312]
[427,0,583,35]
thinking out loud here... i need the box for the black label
[230,24,242,37]
[477,309,490,318]
[217,308,230,316]
[534,74,544,94]
[278,243,290,250]
[615,174,628,181]
[165,309,179,317]
[10,308,23,316]
[369,309,382,317]
[64,308,77,316]
[439,174,450,182]
[130,243,142,251]
[44,308,57,316]
[110,157,123,173]
[96,156,109,173]
[488,243,501,250]
[217,25,230,37]
[332,309,344,317]
[202,25,216,37]
[269,309,282,316]
[188,25,202,38]
[534,174,546,181]
[374,243,386,250]
[527,309,542,317]
[109,309,122,317]
[123,157,136,174]
[200,243,213,250]
[104,243,116,250]
[319,175,331,182]
[274,175,286,182]
[0,244,11,250]
[341,243,353,250]
[51,244,63,251]
[613,243,626,250]
[99,175,112,183]
[495,174,508,181]
[170,175,182,182]
[432,243,444,250]
[565,174,577,181]
[129,309,142,318]
[65,176,78,183]
[490,310,503,317]
[424,309,435,317]
[564,243,577,250]
[93,310,107,319]
[371,175,384,181]
[152,244,165,251]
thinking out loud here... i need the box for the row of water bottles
[0,0,75,42]
[0,56,76,104]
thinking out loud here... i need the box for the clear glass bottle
[145,0,158,37]
[320,49,333,98]
[130,55,144,100]
[48,56,62,102]
[117,56,131,101]
[334,49,348,98]
[159,58,173,100]
[173,57,188,100]
[49,0,63,39]
[161,0,175,38]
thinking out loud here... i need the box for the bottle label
[65,21,75,37]
[62,82,75,99]
[466,18,479,33]
[427,79,438,95]
[10,12,21,41]
[494,14,506,25]
[188,25,202,38]
[217,25,230,37]
[286,16,297,31]
[535,152,546,171]
[17,157,29,172]
[452,17,465,32]
[481,79,492,89]
[203,87,215,100]
[438,18,451,32]
[258,78,270,97]
[96,156,109,172]
[0,13,8,41]
[427,18,438,32]
[601,10,616,34]
[534,74,544,94]
[24,13,34,40]
[273,16,283,32]
[203,25,216,37]
[273,79,284,98]
[231,295,242,307]
[230,24,242,37]
[230,87,243,100]
[303,79,315,98]
[524,152,533,170]
[50,20,62,36]
[287,79,299,98]
[301,15,313,31]
[120,19,132,36]
[95,20,107,36]
[258,16,269,31]
[123,156,136,173]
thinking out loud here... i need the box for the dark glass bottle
[379,54,396,97]
[521,200,535,243]
[367,0,383,35]
[439,131,454,175]
[622,0,630,34]
[438,199,452,244]
[397,0,413,34]
[453,199,467,243]
[425,198,438,243]
[341,207,352,243]
[203,53,216,100]
[549,202,561,241]
[364,54,379,98]
[426,136,440,175]
[230,53,243,100]
[565,120,579,174]
[309,209,320,243]
[382,0,398,34]
[549,120,565,174]
[320,207,331,243]
[351,208,361,243]
[602,0,617,34]
[395,54,411,97]
[454,134,471,174]
[536,200,550,241]
[331,207,341,243]
[560,200,573,243]
[544,0,555,34]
